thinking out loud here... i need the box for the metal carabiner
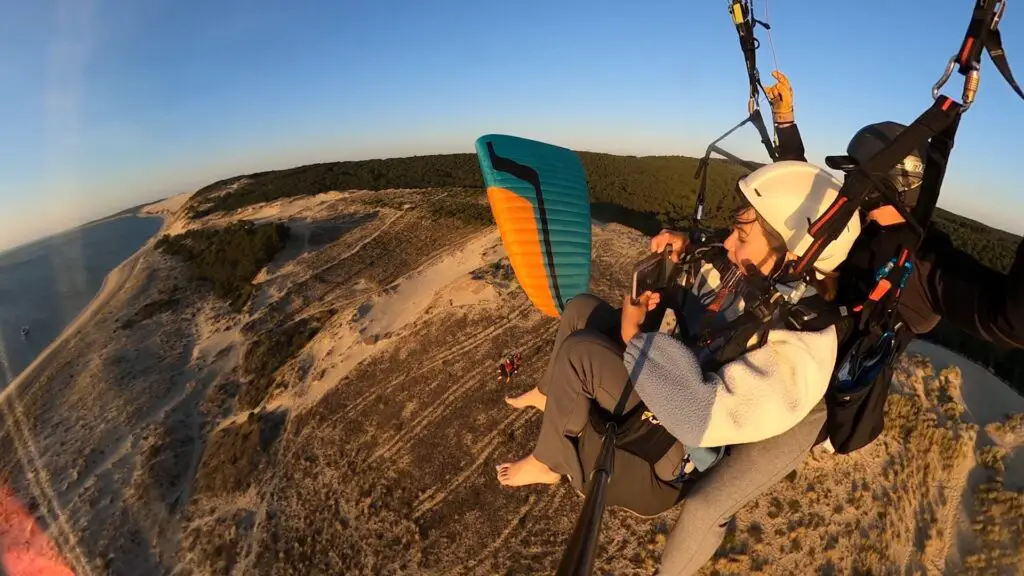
[932,55,958,100]
[962,67,981,111]
[931,54,979,112]
[992,0,1007,31]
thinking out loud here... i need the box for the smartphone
[631,244,674,302]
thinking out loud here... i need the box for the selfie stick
[555,422,617,576]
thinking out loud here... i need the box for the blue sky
[3,0,1024,249]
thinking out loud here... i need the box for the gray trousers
[657,400,828,575]
[533,294,829,570]
[532,294,685,517]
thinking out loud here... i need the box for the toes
[497,469,512,485]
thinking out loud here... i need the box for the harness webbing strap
[730,0,778,161]
[852,248,914,328]
[955,1,1024,101]
[795,97,963,275]
[985,28,1024,100]
[750,108,778,162]
[958,1,997,72]
[913,108,961,229]
[587,402,678,468]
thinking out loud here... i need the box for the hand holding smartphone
[631,244,676,303]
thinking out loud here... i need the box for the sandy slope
[907,340,1024,428]
[141,193,192,216]
[1,187,1022,575]
[908,340,1024,491]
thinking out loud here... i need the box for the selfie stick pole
[555,422,617,576]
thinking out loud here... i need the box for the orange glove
[764,70,794,125]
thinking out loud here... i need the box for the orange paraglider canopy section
[0,482,75,576]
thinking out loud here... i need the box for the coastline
[0,206,176,400]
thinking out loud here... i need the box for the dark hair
[731,197,787,275]
[732,194,839,301]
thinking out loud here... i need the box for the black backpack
[822,247,916,454]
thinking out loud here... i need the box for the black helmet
[846,121,926,210]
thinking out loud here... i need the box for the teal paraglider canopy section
[475,134,592,317]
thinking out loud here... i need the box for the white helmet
[736,161,861,274]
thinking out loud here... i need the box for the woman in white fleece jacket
[496,161,861,567]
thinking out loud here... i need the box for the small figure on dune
[496,351,522,385]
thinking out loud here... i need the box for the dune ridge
[0,187,1020,574]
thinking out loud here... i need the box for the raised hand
[764,70,794,125]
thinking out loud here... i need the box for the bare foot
[496,455,561,487]
[504,386,547,412]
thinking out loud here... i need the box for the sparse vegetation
[424,189,494,227]
[746,522,765,544]
[120,294,181,330]
[978,446,1007,473]
[861,362,982,570]
[155,221,290,311]
[985,412,1024,447]
[964,445,1024,574]
[193,409,288,497]
[240,313,328,410]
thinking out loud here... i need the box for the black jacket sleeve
[916,228,1024,349]
[775,122,807,162]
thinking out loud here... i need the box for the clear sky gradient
[3,0,1024,250]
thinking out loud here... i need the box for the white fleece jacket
[624,324,837,448]
[624,252,839,449]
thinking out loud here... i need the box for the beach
[0,216,164,385]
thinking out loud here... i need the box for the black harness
[803,0,1024,453]
[587,246,845,473]
[802,0,1024,277]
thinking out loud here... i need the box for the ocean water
[0,216,163,384]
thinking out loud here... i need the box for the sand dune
[141,192,192,219]
[0,187,1021,575]
[906,340,1024,429]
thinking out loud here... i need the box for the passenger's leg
[505,294,620,411]
[656,401,828,576]
[576,423,685,517]
[497,330,637,487]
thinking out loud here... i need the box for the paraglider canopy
[475,134,592,318]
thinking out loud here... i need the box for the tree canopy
[155,221,290,312]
